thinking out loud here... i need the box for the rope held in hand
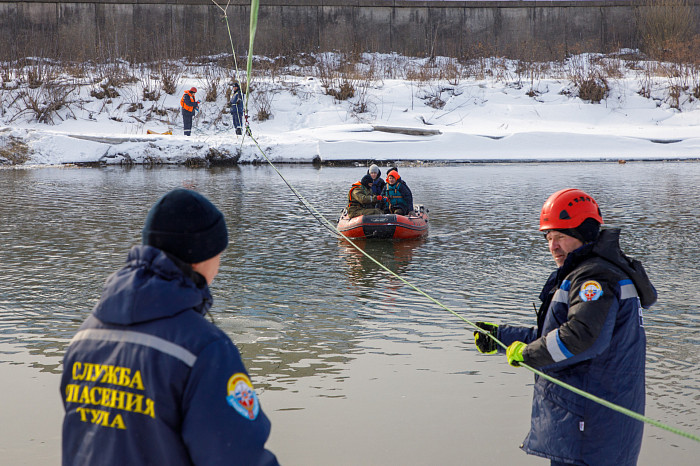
[235,0,700,446]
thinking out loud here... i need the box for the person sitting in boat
[367,164,385,196]
[366,164,385,209]
[382,170,413,215]
[347,174,385,218]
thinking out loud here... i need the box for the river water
[0,163,698,465]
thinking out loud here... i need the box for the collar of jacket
[93,245,213,325]
[551,228,656,308]
[163,251,208,288]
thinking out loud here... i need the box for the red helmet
[190,87,197,93]
[539,188,603,231]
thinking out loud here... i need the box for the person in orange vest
[180,87,200,136]
[382,170,413,215]
[347,175,385,219]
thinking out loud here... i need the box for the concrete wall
[0,1,699,60]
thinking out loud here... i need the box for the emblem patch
[579,280,603,302]
[226,373,260,420]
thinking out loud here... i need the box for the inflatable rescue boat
[336,205,429,240]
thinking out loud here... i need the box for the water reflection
[1,163,700,449]
[338,238,424,284]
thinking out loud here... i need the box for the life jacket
[180,91,196,112]
[385,181,407,210]
[347,182,363,209]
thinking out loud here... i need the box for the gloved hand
[506,341,527,367]
[376,195,385,202]
[473,322,498,354]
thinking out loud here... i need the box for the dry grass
[156,63,183,95]
[637,0,695,58]
[565,55,611,103]
[202,65,223,102]
[14,84,77,124]
[252,82,276,121]
[0,135,32,164]
[577,75,610,103]
[2,35,700,135]
[317,54,358,100]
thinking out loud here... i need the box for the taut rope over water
[233,0,700,445]
[211,1,240,81]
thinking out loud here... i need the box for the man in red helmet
[473,188,657,466]
[180,87,200,136]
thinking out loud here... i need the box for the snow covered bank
[1,53,699,165]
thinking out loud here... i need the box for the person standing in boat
[347,174,385,218]
[60,188,279,466]
[382,170,413,215]
[473,188,656,466]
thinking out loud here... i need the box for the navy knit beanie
[142,188,228,263]
[360,174,374,188]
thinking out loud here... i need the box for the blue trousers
[182,111,193,136]
[232,108,243,129]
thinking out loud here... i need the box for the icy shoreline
[3,124,698,167]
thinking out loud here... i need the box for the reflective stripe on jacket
[497,229,656,465]
[60,246,278,466]
[230,91,244,114]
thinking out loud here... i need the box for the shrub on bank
[0,135,32,165]
[0,47,698,136]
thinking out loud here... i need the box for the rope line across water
[246,131,700,443]
[235,0,700,446]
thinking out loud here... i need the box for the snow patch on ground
[1,53,699,165]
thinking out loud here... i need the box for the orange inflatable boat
[336,205,429,240]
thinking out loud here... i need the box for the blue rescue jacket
[60,245,278,466]
[498,229,656,465]
[230,90,244,120]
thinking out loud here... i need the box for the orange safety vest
[180,91,196,112]
[347,182,363,208]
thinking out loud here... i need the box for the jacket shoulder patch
[226,373,260,420]
[579,280,603,302]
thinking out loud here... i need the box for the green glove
[473,322,498,354]
[506,341,527,367]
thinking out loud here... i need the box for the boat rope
[204,0,253,145]
[236,0,700,445]
[211,1,240,81]
[237,0,259,144]
[245,131,700,444]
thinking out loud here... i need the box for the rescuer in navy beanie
[142,188,228,263]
